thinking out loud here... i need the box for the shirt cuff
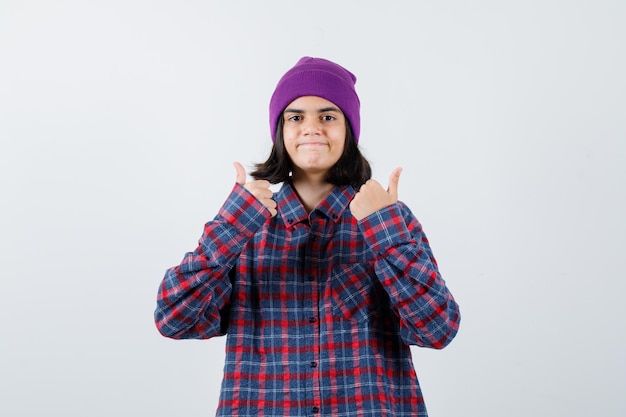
[218,183,271,237]
[358,203,412,255]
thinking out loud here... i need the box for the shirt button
[309,316,317,323]
[310,361,317,368]
[312,406,320,413]
[307,275,314,282]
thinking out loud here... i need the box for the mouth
[297,141,328,148]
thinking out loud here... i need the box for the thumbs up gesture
[350,167,402,221]
[233,162,277,217]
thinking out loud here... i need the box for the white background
[1,1,624,416]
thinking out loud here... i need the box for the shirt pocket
[329,261,384,323]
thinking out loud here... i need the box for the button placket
[303,217,325,415]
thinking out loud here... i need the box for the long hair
[251,117,372,189]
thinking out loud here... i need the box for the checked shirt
[155,182,460,417]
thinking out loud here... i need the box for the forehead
[284,96,343,112]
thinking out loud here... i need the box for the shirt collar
[276,182,356,227]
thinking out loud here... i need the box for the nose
[303,118,321,135]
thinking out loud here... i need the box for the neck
[291,170,335,212]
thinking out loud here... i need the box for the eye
[321,115,336,121]
[287,115,302,122]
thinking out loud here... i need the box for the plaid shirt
[155,182,460,417]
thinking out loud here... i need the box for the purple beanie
[269,57,360,143]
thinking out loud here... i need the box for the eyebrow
[283,106,342,114]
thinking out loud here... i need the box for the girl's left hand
[350,167,402,221]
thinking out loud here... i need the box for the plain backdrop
[1,1,624,416]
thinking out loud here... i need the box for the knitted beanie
[269,57,360,143]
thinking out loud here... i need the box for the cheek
[333,126,347,145]
[282,126,298,144]
[331,132,347,153]
[284,145,296,160]
[282,138,297,158]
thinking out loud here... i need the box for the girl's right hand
[233,161,277,217]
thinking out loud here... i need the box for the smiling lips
[297,141,328,148]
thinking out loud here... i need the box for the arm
[358,202,460,348]
[154,183,270,339]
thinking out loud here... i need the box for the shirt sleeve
[154,183,270,339]
[357,201,461,349]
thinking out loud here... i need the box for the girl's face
[282,96,346,179]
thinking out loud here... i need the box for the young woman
[155,57,460,417]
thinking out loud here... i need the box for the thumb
[387,167,402,200]
[233,161,247,185]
